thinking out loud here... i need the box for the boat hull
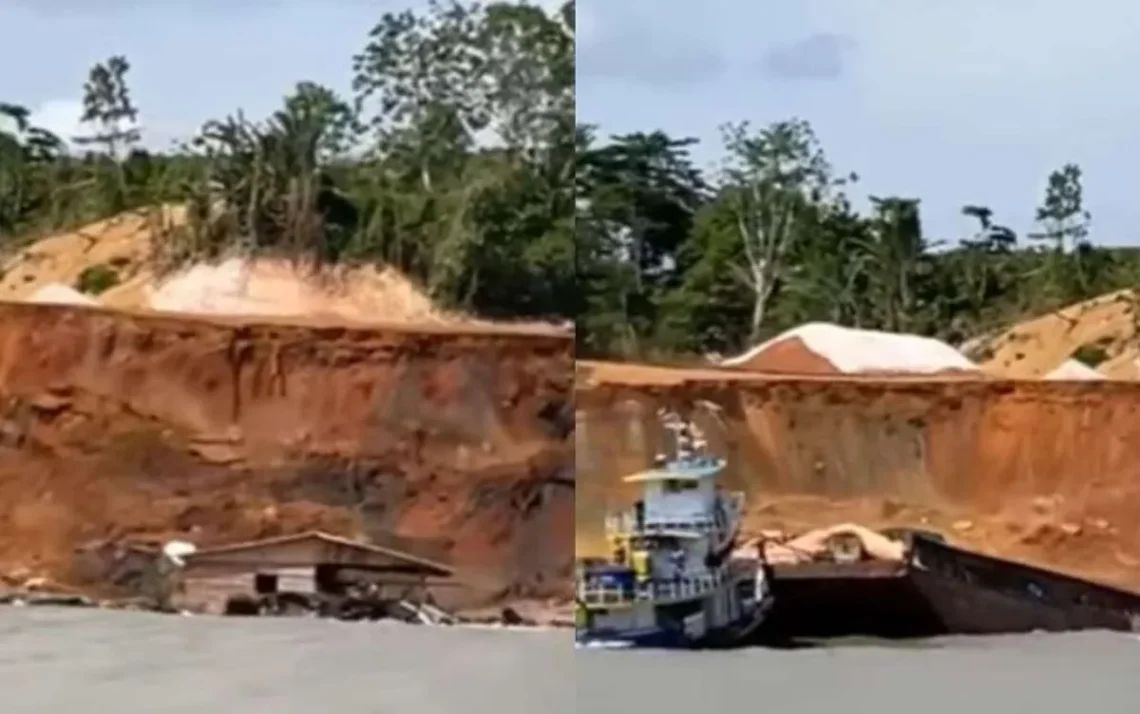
[575,598,772,650]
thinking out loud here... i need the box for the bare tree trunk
[739,188,795,343]
[750,282,766,341]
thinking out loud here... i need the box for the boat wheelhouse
[605,456,743,557]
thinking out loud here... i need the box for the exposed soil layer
[577,360,1140,592]
[723,336,839,374]
[0,302,573,606]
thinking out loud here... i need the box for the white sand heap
[720,322,980,375]
[26,282,98,307]
[143,258,451,324]
[1045,359,1104,380]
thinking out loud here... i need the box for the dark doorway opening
[315,564,347,595]
[254,572,278,595]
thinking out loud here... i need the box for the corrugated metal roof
[184,530,453,576]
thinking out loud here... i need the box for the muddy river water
[0,608,574,713]
[580,632,1140,713]
[4,609,1139,712]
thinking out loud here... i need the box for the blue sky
[1,2,387,149]
[0,0,556,147]
[577,0,1140,246]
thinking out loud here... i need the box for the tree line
[4,1,1137,351]
[0,0,574,322]
[577,119,1140,360]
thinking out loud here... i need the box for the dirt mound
[27,283,98,307]
[1045,359,1103,380]
[0,208,475,327]
[0,208,177,301]
[103,257,455,325]
[577,366,1140,592]
[0,302,573,605]
[721,323,980,376]
[979,290,1140,379]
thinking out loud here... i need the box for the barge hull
[908,536,1140,634]
[759,560,939,639]
[758,536,1140,640]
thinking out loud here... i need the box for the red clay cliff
[577,360,1140,593]
[0,302,573,607]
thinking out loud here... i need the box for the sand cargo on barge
[759,528,1140,640]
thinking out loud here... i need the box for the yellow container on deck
[631,550,649,581]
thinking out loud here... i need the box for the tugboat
[575,409,773,649]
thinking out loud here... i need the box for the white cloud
[26,97,194,151]
[29,98,85,144]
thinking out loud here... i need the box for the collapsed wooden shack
[165,530,454,617]
[73,539,165,597]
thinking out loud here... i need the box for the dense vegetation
[577,119,1140,360]
[0,0,574,322]
[4,2,1136,350]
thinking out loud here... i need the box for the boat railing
[604,492,745,539]
[648,570,723,602]
[604,512,717,536]
[577,570,725,606]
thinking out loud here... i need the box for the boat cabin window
[663,479,699,493]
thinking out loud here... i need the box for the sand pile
[1044,359,1104,380]
[26,283,98,307]
[123,257,454,324]
[760,524,906,565]
[720,322,981,376]
[979,290,1140,379]
[0,208,471,326]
